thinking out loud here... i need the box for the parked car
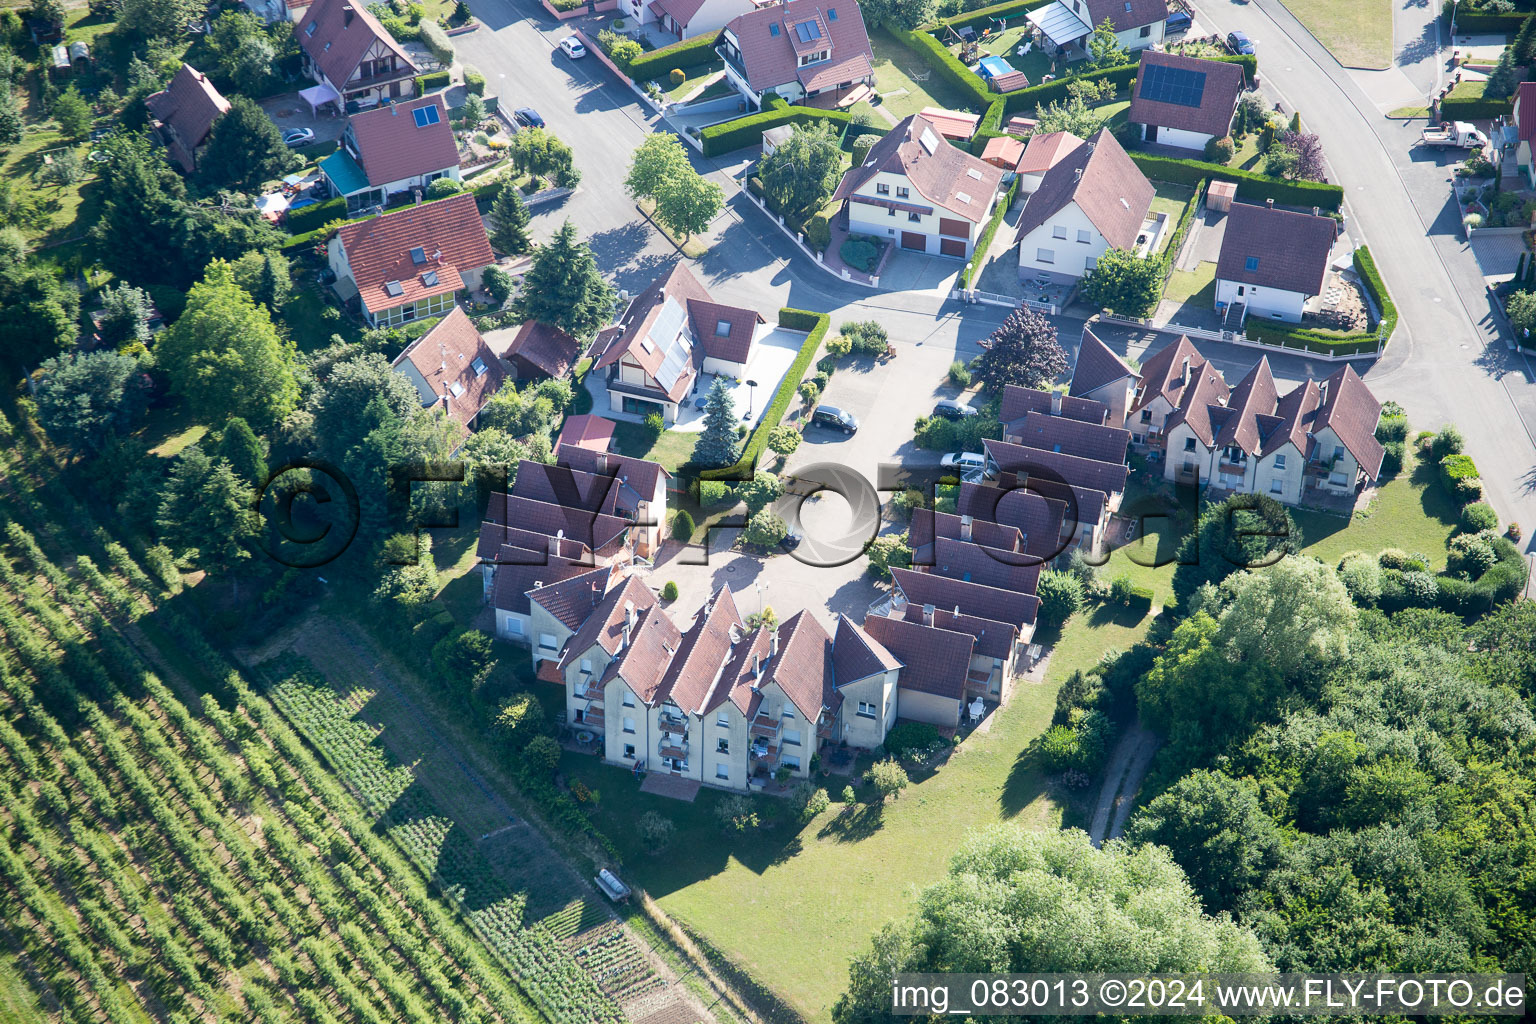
[282,127,315,147]
[932,399,978,420]
[559,35,586,58]
[1226,30,1255,55]
[1164,9,1191,33]
[941,451,986,476]
[810,405,859,435]
[513,107,546,128]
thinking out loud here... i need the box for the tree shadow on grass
[999,745,1051,819]
[816,801,886,843]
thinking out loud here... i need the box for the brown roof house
[389,306,506,435]
[983,436,1129,552]
[1014,130,1085,194]
[1146,338,1385,504]
[1025,0,1168,57]
[501,320,582,381]
[1014,128,1155,282]
[1067,325,1138,428]
[145,64,231,174]
[1128,50,1246,152]
[627,0,757,42]
[295,0,418,110]
[587,262,764,424]
[328,192,495,327]
[320,94,460,213]
[556,444,672,559]
[716,0,874,109]
[1215,200,1339,324]
[555,583,902,790]
[833,112,1005,260]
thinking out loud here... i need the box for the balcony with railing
[658,738,689,761]
[581,706,605,728]
[658,706,687,729]
[816,718,836,740]
[750,711,782,739]
[1142,428,1166,449]
[577,680,605,703]
[749,740,779,766]
[1218,459,1248,477]
[965,667,997,697]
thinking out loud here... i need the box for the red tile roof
[980,135,1025,171]
[336,193,494,315]
[1313,364,1384,479]
[475,523,592,562]
[658,587,743,714]
[1217,201,1336,297]
[346,94,458,187]
[761,610,837,722]
[390,307,504,430]
[1069,326,1137,399]
[909,508,1022,555]
[556,414,616,452]
[902,604,1015,662]
[296,0,417,91]
[890,566,1039,630]
[1011,410,1130,465]
[1016,130,1084,176]
[507,319,581,379]
[559,575,658,669]
[513,461,623,516]
[144,64,230,174]
[1086,0,1168,32]
[1518,81,1536,143]
[860,614,973,702]
[529,566,615,631]
[483,492,631,556]
[999,384,1108,425]
[611,604,685,705]
[834,113,1004,224]
[955,482,1067,559]
[556,445,670,506]
[832,614,901,686]
[916,106,980,140]
[984,438,1128,499]
[723,0,874,95]
[1213,356,1278,456]
[492,549,596,616]
[1013,475,1106,533]
[927,536,1042,595]
[1128,51,1245,139]
[689,298,763,365]
[1014,129,1153,251]
[652,0,710,30]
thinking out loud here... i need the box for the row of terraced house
[474,379,1135,791]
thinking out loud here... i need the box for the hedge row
[719,308,828,475]
[1001,53,1255,115]
[1353,246,1396,338]
[414,70,451,93]
[1440,94,1514,120]
[892,25,992,110]
[286,194,348,235]
[627,30,722,80]
[925,0,1053,35]
[963,175,1019,288]
[1128,152,1344,210]
[699,105,851,156]
[1242,246,1395,354]
[1441,1,1530,33]
[1159,178,1206,282]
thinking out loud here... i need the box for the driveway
[259,93,347,140]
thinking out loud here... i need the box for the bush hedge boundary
[963,175,1019,288]
[710,308,827,477]
[699,106,851,156]
[626,31,722,80]
[1159,178,1205,283]
[1242,247,1396,355]
[1129,151,1344,210]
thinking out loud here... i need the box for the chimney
[1312,206,1320,217]
[625,599,637,630]
[753,652,760,676]
[922,603,935,626]
[953,604,961,618]
[441,382,451,411]
[1074,166,1083,182]
[1050,391,1062,415]
[547,532,559,555]
[960,514,973,541]
[391,104,398,116]
[770,629,779,658]
[596,453,610,475]
[1266,198,1274,208]
[1318,379,1329,405]
[1180,356,1190,386]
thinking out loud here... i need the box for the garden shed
[1207,179,1236,213]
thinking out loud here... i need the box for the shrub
[841,320,889,356]
[1037,569,1084,626]
[669,67,686,86]
[766,423,801,458]
[1439,453,1480,501]
[884,721,941,760]
[841,784,856,804]
[627,30,722,80]
[1509,521,1523,542]
[638,810,675,849]
[799,787,830,823]
[948,360,971,388]
[482,265,513,305]
[643,410,665,443]
[1380,440,1405,476]
[413,69,451,92]
[824,333,852,359]
[1400,569,1440,605]
[839,237,879,271]
[1124,152,1345,211]
[699,105,851,157]
[672,509,695,541]
[1203,135,1235,164]
[864,759,909,801]
[696,479,730,506]
[744,508,788,548]
[1461,501,1499,534]
[1430,424,1465,461]
[804,208,834,253]
[1338,553,1383,605]
[1449,532,1499,579]
[1375,413,1409,444]
[419,20,454,63]
[715,794,760,831]
[524,735,560,774]
[463,65,485,95]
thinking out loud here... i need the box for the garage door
[939,217,969,238]
[900,231,926,252]
[939,237,967,258]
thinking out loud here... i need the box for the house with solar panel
[831,113,1005,259]
[716,0,874,109]
[587,262,765,424]
[320,95,461,213]
[1025,0,1167,59]
[1127,50,1246,152]
[328,192,496,327]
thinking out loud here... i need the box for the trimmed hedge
[627,31,721,80]
[927,0,1053,34]
[893,25,992,109]
[1441,1,1530,33]
[963,174,1019,288]
[1159,178,1205,282]
[1353,246,1396,337]
[286,195,348,235]
[700,105,851,156]
[1128,152,1344,210]
[1001,54,1254,115]
[1237,246,1395,355]
[414,70,451,92]
[1440,93,1514,120]
[708,308,829,477]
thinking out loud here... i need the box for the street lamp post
[744,379,758,420]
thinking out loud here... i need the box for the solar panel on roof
[795,20,820,41]
[1138,63,1207,108]
[919,127,939,154]
[413,105,440,127]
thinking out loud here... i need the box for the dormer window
[769,22,779,35]
[715,320,731,337]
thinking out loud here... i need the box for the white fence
[952,288,1059,314]
[1098,313,1385,360]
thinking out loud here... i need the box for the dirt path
[1088,723,1159,846]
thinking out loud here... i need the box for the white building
[1214,200,1338,325]
[1127,50,1245,152]
[1025,0,1167,58]
[831,113,1004,259]
[717,0,874,109]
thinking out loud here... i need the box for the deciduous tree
[1086,16,1128,67]
[1080,247,1162,318]
[759,121,842,217]
[624,131,691,203]
[1031,93,1109,137]
[653,164,723,240]
[205,11,277,92]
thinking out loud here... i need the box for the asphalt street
[461,0,1536,552]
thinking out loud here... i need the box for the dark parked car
[1164,9,1191,33]
[513,107,545,128]
[1226,30,1255,55]
[810,405,859,435]
[932,398,978,420]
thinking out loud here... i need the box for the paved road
[1190,0,1536,538]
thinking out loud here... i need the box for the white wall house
[1013,128,1154,282]
[1214,200,1337,325]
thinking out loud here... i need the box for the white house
[320,95,461,214]
[1127,50,1245,152]
[831,113,1004,259]
[1013,128,1155,281]
[294,0,418,110]
[627,0,756,40]
[1214,200,1338,324]
[1025,0,1167,58]
[1066,326,1137,428]
[717,0,874,108]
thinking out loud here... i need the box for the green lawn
[612,421,698,473]
[1149,182,1195,254]
[3,127,102,247]
[647,62,727,101]
[1280,0,1392,70]
[870,27,978,119]
[1162,260,1217,307]
[1098,474,1187,606]
[1294,451,1459,571]
[570,606,1154,1023]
